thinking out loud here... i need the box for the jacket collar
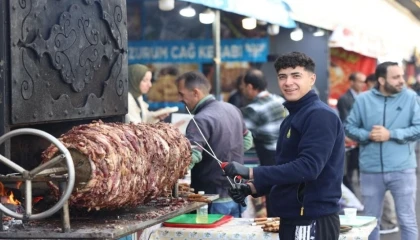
[283,90,318,114]
[192,95,216,114]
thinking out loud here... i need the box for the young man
[224,52,344,240]
[176,71,253,217]
[345,62,419,240]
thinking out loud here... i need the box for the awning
[287,0,420,59]
[179,0,296,28]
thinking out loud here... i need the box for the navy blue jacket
[252,90,344,220]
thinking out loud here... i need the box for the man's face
[277,66,315,101]
[177,79,199,110]
[381,65,405,95]
[351,73,366,93]
[239,80,253,100]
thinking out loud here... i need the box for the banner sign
[329,47,376,101]
[128,38,269,63]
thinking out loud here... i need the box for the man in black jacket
[337,72,366,193]
[224,52,344,240]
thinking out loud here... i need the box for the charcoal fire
[41,121,191,210]
[0,182,21,206]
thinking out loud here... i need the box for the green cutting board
[165,214,225,224]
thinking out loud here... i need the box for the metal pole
[0,210,4,231]
[59,181,71,232]
[212,10,221,101]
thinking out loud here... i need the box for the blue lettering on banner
[128,38,269,63]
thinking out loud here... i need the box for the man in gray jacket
[345,62,420,240]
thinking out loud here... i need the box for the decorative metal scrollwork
[10,0,128,124]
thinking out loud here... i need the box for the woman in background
[126,64,169,123]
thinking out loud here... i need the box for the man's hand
[228,183,252,206]
[223,162,250,179]
[156,112,170,121]
[369,125,390,142]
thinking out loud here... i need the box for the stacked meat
[41,121,191,210]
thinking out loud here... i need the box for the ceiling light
[242,18,257,30]
[158,0,174,11]
[179,4,196,17]
[199,9,215,24]
[267,25,280,35]
[313,28,325,37]
[290,27,303,41]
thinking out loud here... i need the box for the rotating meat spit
[0,128,75,231]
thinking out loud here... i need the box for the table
[148,218,377,240]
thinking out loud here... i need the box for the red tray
[162,215,233,228]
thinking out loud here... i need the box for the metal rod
[0,154,25,173]
[185,107,217,158]
[193,141,235,187]
[0,210,3,231]
[24,180,32,219]
[29,154,65,177]
[212,9,221,101]
[59,181,71,232]
[193,141,222,164]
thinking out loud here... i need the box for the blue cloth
[208,200,246,218]
[252,90,345,220]
[361,169,418,240]
[345,88,420,172]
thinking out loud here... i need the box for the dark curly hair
[274,52,315,73]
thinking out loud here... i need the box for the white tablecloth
[148,218,377,240]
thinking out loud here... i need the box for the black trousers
[254,143,276,217]
[279,213,340,240]
[343,147,359,193]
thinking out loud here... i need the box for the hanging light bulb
[199,9,215,24]
[242,18,257,30]
[158,0,174,11]
[267,25,280,35]
[290,27,303,41]
[179,4,196,17]
[313,28,325,37]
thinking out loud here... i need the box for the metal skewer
[193,141,235,187]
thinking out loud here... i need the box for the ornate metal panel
[10,0,128,124]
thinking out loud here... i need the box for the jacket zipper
[380,97,387,173]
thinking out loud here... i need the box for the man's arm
[344,99,371,144]
[251,109,342,190]
[185,118,210,169]
[389,96,420,143]
[243,130,253,151]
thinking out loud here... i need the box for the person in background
[365,73,376,90]
[345,62,419,240]
[176,71,253,217]
[240,68,287,217]
[125,64,169,124]
[228,75,247,108]
[337,72,366,193]
[224,52,344,240]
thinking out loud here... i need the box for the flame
[16,181,22,189]
[0,182,21,205]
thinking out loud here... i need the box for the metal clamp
[0,128,75,220]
